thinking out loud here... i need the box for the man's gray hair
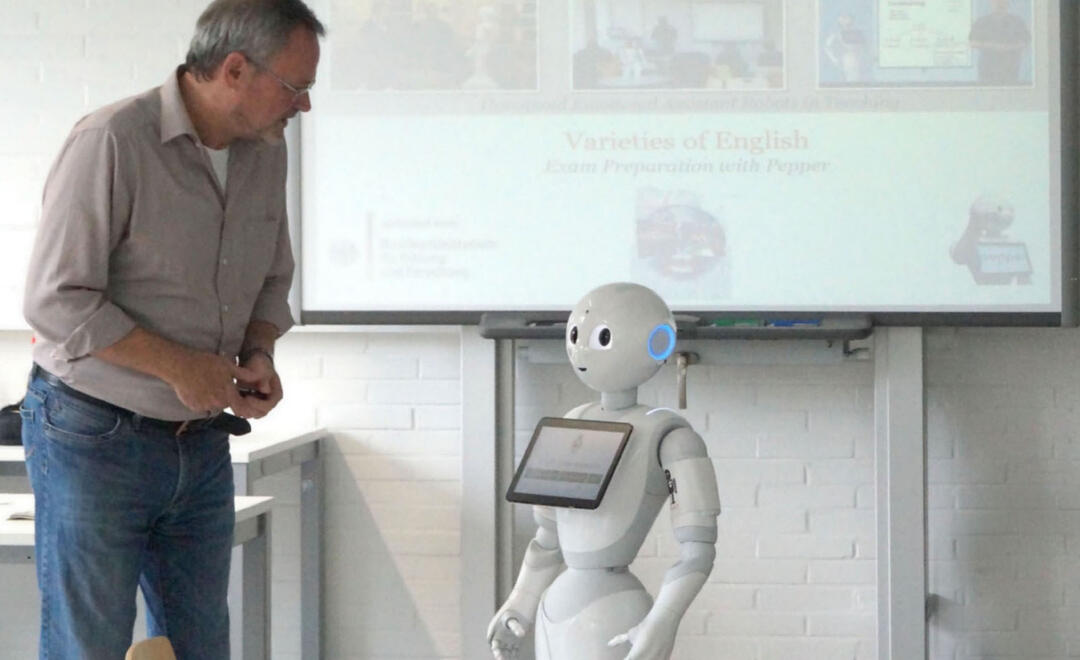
[186,0,325,80]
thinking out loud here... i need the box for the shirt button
[222,304,230,312]
[221,258,229,266]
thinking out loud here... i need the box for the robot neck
[601,388,638,411]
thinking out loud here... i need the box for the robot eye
[569,326,578,344]
[589,324,613,350]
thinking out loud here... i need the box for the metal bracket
[676,351,700,409]
[925,593,940,621]
[839,336,873,359]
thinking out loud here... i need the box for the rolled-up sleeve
[24,127,137,360]
[248,188,296,337]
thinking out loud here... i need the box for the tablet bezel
[505,416,634,510]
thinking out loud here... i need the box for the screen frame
[505,416,634,510]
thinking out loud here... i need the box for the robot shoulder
[658,425,709,466]
[563,402,595,420]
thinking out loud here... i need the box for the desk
[0,428,327,660]
[0,445,23,477]
[230,428,327,660]
[0,494,274,660]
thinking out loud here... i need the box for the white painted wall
[1,2,1078,660]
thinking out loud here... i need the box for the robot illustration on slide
[950,195,1032,285]
[487,282,721,660]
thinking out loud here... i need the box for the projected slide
[302,0,1062,315]
[820,0,1033,87]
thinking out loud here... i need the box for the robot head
[565,282,676,393]
[969,195,1014,236]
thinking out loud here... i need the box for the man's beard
[233,107,288,145]
[258,118,288,145]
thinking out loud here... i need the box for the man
[824,13,867,84]
[650,16,677,56]
[969,0,1031,85]
[20,1,323,657]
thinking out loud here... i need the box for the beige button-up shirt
[24,69,295,421]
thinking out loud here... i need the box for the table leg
[300,453,322,659]
[241,510,271,660]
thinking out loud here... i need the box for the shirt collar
[160,66,201,145]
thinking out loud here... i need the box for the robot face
[565,282,676,393]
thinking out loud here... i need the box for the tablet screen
[975,242,1032,275]
[506,417,633,509]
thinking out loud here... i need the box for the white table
[0,446,24,477]
[229,428,327,660]
[0,428,328,660]
[0,494,274,660]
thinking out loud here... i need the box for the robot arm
[487,505,564,659]
[608,427,721,659]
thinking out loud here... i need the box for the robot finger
[607,633,630,647]
[507,617,526,638]
[491,638,507,660]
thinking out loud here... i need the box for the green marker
[710,318,764,327]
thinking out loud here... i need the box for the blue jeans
[20,372,235,660]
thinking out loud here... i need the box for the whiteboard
[300,0,1073,325]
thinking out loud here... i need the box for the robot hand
[486,606,530,660]
[607,609,679,660]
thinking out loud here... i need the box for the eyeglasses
[246,55,315,102]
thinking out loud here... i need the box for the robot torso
[555,402,689,569]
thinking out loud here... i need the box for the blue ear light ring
[647,323,676,360]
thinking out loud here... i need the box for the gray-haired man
[21,1,323,657]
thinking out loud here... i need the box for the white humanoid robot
[487,282,722,660]
[950,195,1032,285]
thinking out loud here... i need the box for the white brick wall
[925,328,1080,660]
[272,329,464,660]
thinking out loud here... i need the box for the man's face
[235,26,320,144]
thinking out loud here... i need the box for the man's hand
[233,350,283,419]
[92,326,282,417]
[167,351,258,415]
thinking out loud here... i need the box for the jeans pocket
[41,389,124,447]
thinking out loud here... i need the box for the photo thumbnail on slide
[632,188,731,303]
[330,0,537,91]
[819,0,1033,87]
[571,0,784,91]
[950,195,1033,286]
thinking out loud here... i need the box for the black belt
[30,364,250,437]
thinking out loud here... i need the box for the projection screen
[300,0,1073,324]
